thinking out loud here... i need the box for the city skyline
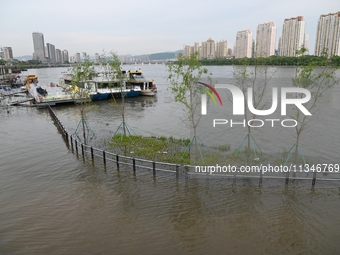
[1,0,339,58]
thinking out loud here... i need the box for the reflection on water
[0,67,340,254]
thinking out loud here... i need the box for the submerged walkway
[47,105,340,186]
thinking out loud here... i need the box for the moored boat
[127,68,157,96]
[90,75,141,100]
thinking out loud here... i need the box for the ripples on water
[0,66,340,254]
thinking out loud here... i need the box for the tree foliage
[167,52,209,131]
[289,48,340,164]
[200,55,340,67]
[232,56,277,160]
[99,50,129,136]
[167,52,211,162]
[69,57,96,143]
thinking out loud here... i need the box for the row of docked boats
[60,68,157,101]
[22,68,157,106]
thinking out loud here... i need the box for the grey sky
[1,0,339,57]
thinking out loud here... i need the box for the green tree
[99,51,132,137]
[69,56,96,143]
[288,48,339,164]
[167,52,210,162]
[232,55,278,162]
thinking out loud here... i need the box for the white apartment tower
[315,11,340,56]
[304,34,309,51]
[56,49,62,64]
[182,45,191,57]
[256,22,276,57]
[32,32,46,62]
[194,42,200,56]
[75,53,81,63]
[279,16,306,56]
[3,47,13,60]
[215,40,227,58]
[235,30,253,58]
[46,43,56,63]
[202,38,215,59]
[62,50,69,63]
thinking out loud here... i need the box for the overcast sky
[0,0,339,57]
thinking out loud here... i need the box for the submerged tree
[232,54,278,161]
[286,48,339,164]
[99,50,136,138]
[167,52,210,163]
[69,56,96,144]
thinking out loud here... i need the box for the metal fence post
[103,150,106,165]
[312,171,317,186]
[81,143,84,158]
[285,169,289,185]
[116,155,119,169]
[75,140,78,154]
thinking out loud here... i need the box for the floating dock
[25,75,90,107]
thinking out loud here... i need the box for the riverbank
[200,55,340,66]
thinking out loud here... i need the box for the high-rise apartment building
[75,53,81,63]
[182,44,191,57]
[46,43,56,63]
[315,11,340,56]
[256,22,276,57]
[304,34,309,51]
[62,50,69,63]
[56,49,62,64]
[235,30,253,58]
[201,38,215,59]
[182,43,200,58]
[279,16,306,56]
[3,47,13,60]
[215,40,227,58]
[193,42,200,57]
[32,32,46,62]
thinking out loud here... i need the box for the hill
[13,55,33,61]
[147,51,181,60]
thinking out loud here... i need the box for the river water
[0,65,340,254]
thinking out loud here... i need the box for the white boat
[59,73,141,100]
[90,75,141,100]
[140,81,156,96]
[127,68,157,96]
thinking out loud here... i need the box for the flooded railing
[47,105,340,186]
